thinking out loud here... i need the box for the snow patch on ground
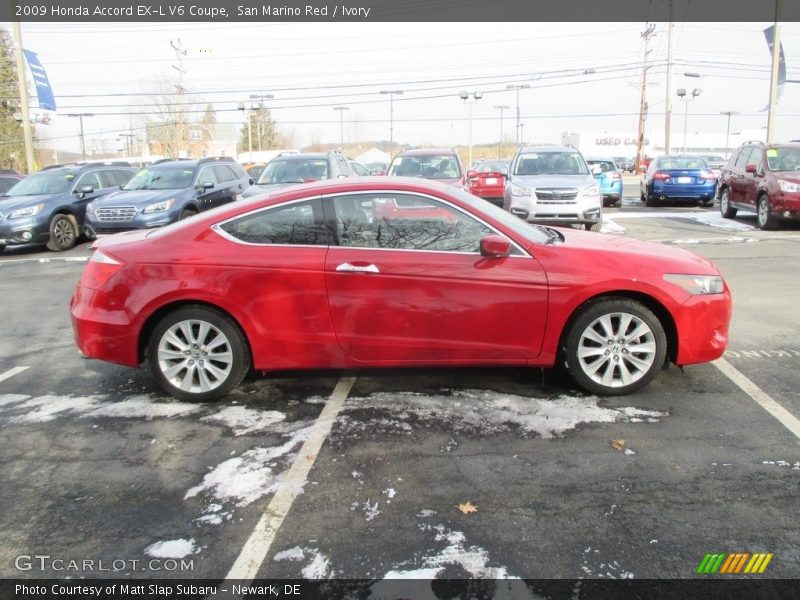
[201,406,286,436]
[5,395,102,423]
[608,210,756,231]
[338,390,667,439]
[84,396,201,419]
[144,538,197,559]
[184,424,313,507]
[581,547,633,579]
[273,546,332,578]
[0,394,31,408]
[380,524,517,580]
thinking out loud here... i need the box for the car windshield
[475,161,510,174]
[388,155,462,179]
[514,152,589,176]
[656,157,709,170]
[586,160,617,172]
[766,148,800,172]
[4,170,76,196]
[258,158,329,183]
[123,166,194,190]
[703,155,725,162]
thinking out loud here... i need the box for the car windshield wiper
[537,225,564,245]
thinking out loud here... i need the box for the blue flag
[762,26,786,110]
[22,49,56,112]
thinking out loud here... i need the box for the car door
[212,165,241,207]
[324,191,549,363]
[69,170,108,223]
[740,148,763,208]
[729,147,754,205]
[195,166,224,211]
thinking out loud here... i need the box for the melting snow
[274,547,332,578]
[274,547,305,562]
[144,538,197,559]
[5,395,102,423]
[184,425,312,506]
[201,406,286,436]
[84,396,201,419]
[339,390,667,439]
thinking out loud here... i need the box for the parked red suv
[718,141,800,230]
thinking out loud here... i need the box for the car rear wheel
[563,298,667,396]
[756,195,778,230]
[719,188,737,218]
[46,214,78,252]
[584,222,601,231]
[148,306,250,402]
[701,198,715,207]
[645,194,658,207]
[179,208,198,220]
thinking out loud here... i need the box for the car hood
[0,194,55,213]
[551,227,721,275]
[512,174,594,188]
[242,182,298,197]
[92,189,179,207]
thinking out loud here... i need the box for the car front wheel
[756,195,778,230]
[719,188,737,218]
[148,306,250,402]
[563,298,667,396]
[46,214,78,251]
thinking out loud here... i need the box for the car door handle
[336,262,380,273]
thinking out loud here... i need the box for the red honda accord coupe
[70,178,732,402]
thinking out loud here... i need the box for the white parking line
[225,373,358,581]
[0,366,29,383]
[0,256,90,266]
[714,358,800,441]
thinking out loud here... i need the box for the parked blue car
[85,157,251,237]
[586,157,623,207]
[640,155,717,207]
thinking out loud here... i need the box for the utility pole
[720,111,739,156]
[506,84,529,146]
[333,106,349,149]
[664,10,674,154]
[379,90,403,153]
[67,113,93,161]
[494,105,510,158]
[11,22,35,173]
[766,0,782,143]
[460,91,483,167]
[635,24,656,172]
[170,39,187,157]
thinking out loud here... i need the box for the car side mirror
[591,165,602,175]
[200,181,214,190]
[479,234,512,259]
[249,178,255,185]
[745,164,758,174]
[466,170,477,178]
[76,185,94,198]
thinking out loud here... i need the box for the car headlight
[778,179,800,193]
[142,199,175,214]
[663,274,725,295]
[580,185,600,196]
[510,184,531,197]
[8,204,44,219]
[86,202,95,214]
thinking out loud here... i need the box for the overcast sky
[4,21,800,155]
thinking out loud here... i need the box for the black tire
[756,195,778,231]
[148,306,251,402]
[640,190,646,202]
[179,208,198,220]
[701,198,715,208]
[614,198,622,208]
[645,194,658,207]
[719,187,737,218]
[584,222,601,231]
[562,298,667,396]
[0,244,5,253]
[46,214,79,252]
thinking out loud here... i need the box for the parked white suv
[502,145,602,230]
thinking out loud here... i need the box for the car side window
[734,147,755,169]
[332,193,496,253]
[212,165,235,183]
[196,167,218,188]
[218,199,327,246]
[75,171,103,191]
[97,170,121,189]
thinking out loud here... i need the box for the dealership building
[561,129,778,159]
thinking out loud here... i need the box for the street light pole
[506,84,529,145]
[380,90,403,152]
[720,111,739,156]
[678,88,701,153]
[460,91,483,167]
[494,105,510,157]
[333,106,349,149]
[67,113,94,161]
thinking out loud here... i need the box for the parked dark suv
[85,157,251,237]
[0,162,137,252]
[718,141,800,230]
[241,151,353,199]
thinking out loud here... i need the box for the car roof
[518,145,577,153]
[585,157,617,162]
[272,153,330,160]
[395,148,458,157]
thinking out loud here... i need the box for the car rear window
[656,157,709,170]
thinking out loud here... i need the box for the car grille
[94,206,138,222]
[534,188,578,203]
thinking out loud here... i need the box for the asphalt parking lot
[1,186,799,586]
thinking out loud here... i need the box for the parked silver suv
[503,145,602,230]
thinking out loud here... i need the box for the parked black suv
[0,162,137,252]
[241,151,354,198]
[717,141,800,230]
[85,157,251,237]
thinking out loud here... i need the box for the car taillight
[700,170,717,180]
[653,171,671,181]
[80,250,125,290]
